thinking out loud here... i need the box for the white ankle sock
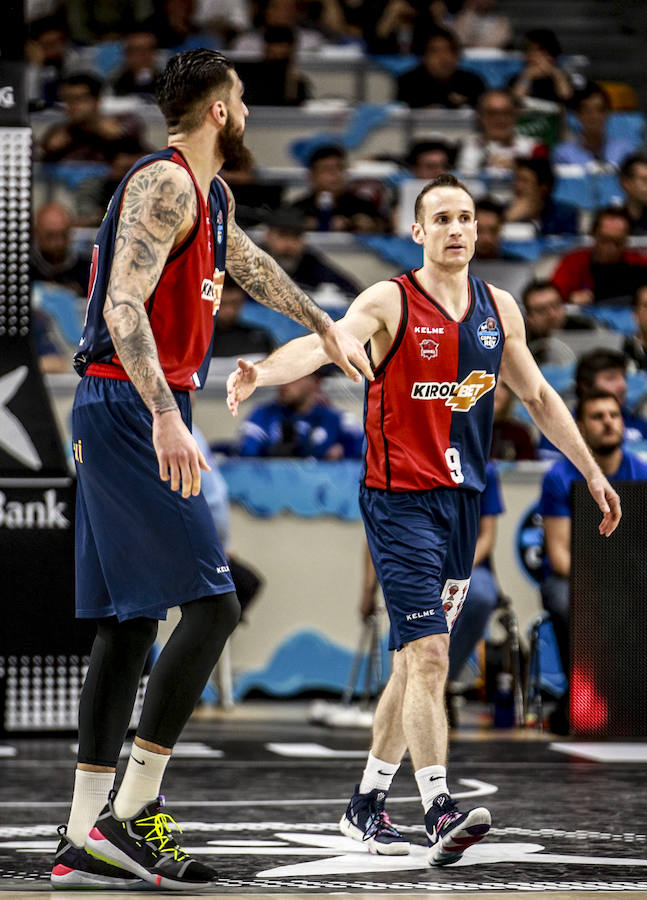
[358,751,400,794]
[415,764,449,814]
[112,746,170,820]
[66,769,115,847]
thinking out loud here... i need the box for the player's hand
[226,359,259,417]
[587,473,622,537]
[320,321,373,383]
[152,409,210,498]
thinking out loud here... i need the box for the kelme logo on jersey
[411,370,496,411]
[478,316,500,349]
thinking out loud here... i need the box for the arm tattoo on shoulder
[225,207,332,335]
[103,161,197,414]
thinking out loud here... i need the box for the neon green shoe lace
[134,811,187,861]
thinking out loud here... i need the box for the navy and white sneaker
[51,825,145,889]
[339,785,410,855]
[84,792,217,891]
[425,793,491,866]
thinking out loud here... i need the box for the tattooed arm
[223,181,372,382]
[103,160,209,497]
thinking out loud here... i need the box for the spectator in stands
[396,28,486,110]
[362,0,438,55]
[523,279,594,366]
[553,83,636,168]
[505,157,579,235]
[26,14,84,109]
[490,379,536,460]
[233,26,310,106]
[238,371,363,459]
[110,30,162,99]
[30,202,90,299]
[575,348,647,441]
[74,136,149,226]
[218,148,283,230]
[151,0,220,52]
[212,275,275,358]
[623,284,647,371]
[451,0,512,50]
[39,73,143,163]
[539,389,647,734]
[190,0,251,45]
[65,0,152,43]
[232,0,323,53]
[404,139,454,181]
[551,208,647,306]
[620,154,647,236]
[509,28,573,106]
[454,89,545,176]
[473,199,507,260]
[290,145,388,233]
[262,208,361,297]
[447,461,504,726]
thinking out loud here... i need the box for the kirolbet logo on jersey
[411,370,496,411]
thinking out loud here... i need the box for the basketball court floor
[1,702,646,898]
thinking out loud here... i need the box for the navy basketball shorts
[359,484,480,651]
[72,376,234,621]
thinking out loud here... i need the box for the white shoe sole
[51,866,146,890]
[339,813,410,855]
[427,807,491,866]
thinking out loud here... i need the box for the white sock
[358,751,400,794]
[112,746,170,820]
[66,769,115,847]
[415,764,449,814]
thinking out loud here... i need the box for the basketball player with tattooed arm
[51,49,371,891]
[227,173,621,867]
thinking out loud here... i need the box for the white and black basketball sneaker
[425,793,491,866]
[339,785,410,855]
[51,825,145,889]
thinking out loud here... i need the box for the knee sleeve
[78,616,158,767]
[137,592,240,749]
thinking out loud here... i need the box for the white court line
[551,742,647,762]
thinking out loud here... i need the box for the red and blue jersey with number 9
[363,270,505,493]
[74,147,228,391]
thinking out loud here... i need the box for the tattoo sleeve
[224,186,333,335]
[103,160,196,415]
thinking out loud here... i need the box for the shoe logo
[436,794,446,807]
[132,756,146,766]
[376,792,385,802]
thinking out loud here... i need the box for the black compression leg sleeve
[136,592,241,749]
[77,616,158,767]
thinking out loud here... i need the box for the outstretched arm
[223,182,372,382]
[103,160,209,498]
[494,286,621,536]
[227,281,389,416]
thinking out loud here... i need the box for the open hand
[226,358,259,417]
[320,321,373,382]
[588,473,622,537]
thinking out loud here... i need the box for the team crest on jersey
[411,370,496,411]
[478,316,500,349]
[420,338,439,359]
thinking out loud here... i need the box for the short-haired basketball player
[227,173,621,866]
[51,49,371,891]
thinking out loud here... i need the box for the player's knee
[182,592,241,640]
[97,616,158,656]
[406,633,449,680]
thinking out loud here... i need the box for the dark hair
[515,156,555,190]
[156,49,236,134]
[29,13,67,39]
[522,278,561,309]
[424,27,460,55]
[575,388,622,422]
[591,206,631,235]
[620,153,647,181]
[524,28,561,59]
[575,349,627,395]
[60,72,103,99]
[475,198,504,220]
[571,82,611,112]
[406,139,454,168]
[415,173,474,223]
[264,25,295,44]
[307,143,346,169]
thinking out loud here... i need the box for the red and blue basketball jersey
[74,148,228,391]
[363,269,505,493]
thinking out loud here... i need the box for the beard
[217,117,253,171]
[593,437,623,456]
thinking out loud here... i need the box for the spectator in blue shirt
[539,388,647,733]
[238,371,363,459]
[505,157,579,236]
[553,83,637,169]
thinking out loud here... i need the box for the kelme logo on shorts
[411,370,496,411]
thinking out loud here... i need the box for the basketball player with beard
[51,50,371,892]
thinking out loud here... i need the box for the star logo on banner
[0,366,42,470]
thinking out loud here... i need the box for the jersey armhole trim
[372,280,409,378]
[483,279,507,340]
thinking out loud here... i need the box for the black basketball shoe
[51,825,145,889]
[339,785,410,855]
[425,793,491,866]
